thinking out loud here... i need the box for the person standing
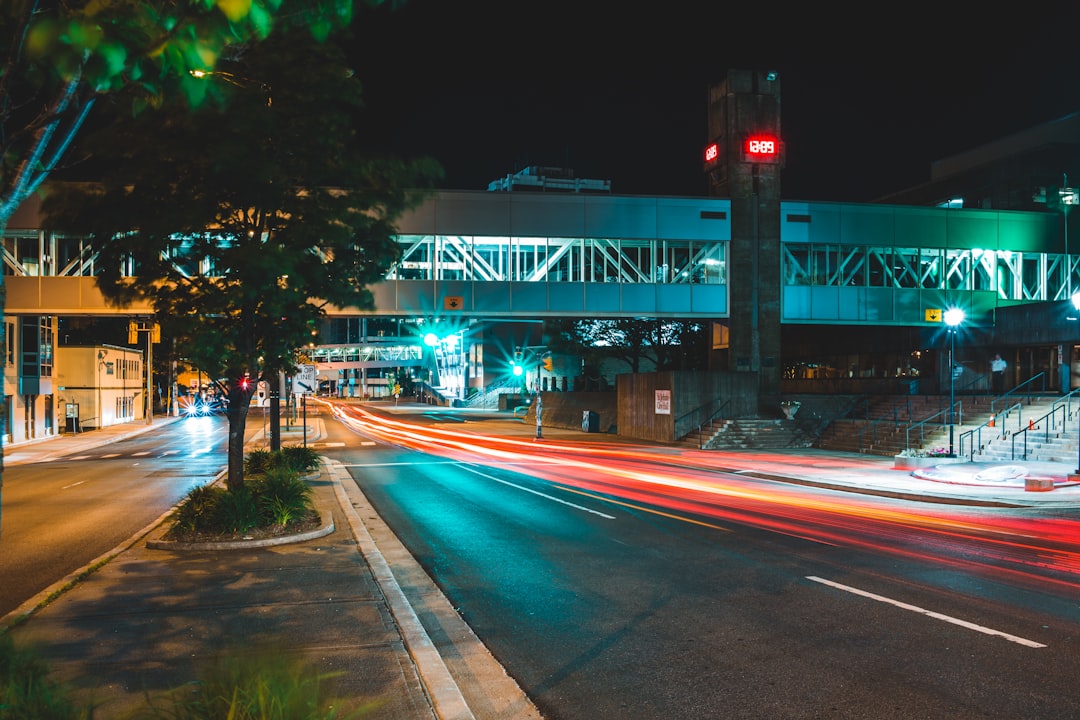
[990,353,1007,394]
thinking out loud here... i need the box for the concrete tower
[705,69,783,407]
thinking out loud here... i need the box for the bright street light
[1073,293,1080,475]
[944,308,965,456]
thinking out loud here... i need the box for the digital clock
[745,136,778,156]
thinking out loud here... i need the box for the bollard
[988,414,995,427]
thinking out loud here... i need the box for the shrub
[137,643,348,720]
[244,449,275,476]
[279,446,319,473]
[214,487,261,534]
[169,485,223,534]
[0,634,92,719]
[253,468,314,527]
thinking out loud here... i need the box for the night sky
[350,1,1080,202]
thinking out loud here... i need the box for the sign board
[925,308,942,322]
[655,389,671,415]
[292,364,317,395]
[444,295,464,310]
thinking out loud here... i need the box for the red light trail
[323,401,1080,594]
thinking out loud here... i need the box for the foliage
[255,468,313,526]
[1,0,364,230]
[168,484,223,534]
[244,449,276,476]
[135,643,352,719]
[245,446,319,475]
[896,447,956,458]
[0,636,366,720]
[166,450,317,538]
[0,634,92,719]
[278,446,320,473]
[214,487,263,534]
[41,23,442,492]
[547,318,709,375]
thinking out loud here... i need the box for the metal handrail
[679,398,731,449]
[1007,404,1067,460]
[991,372,1046,413]
[904,401,962,453]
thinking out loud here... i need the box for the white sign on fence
[655,389,671,415]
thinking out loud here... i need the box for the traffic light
[542,354,553,372]
[512,347,524,376]
[239,374,251,392]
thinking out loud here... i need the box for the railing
[691,397,734,446]
[957,400,1021,460]
[904,401,962,453]
[991,372,1046,413]
[677,398,731,449]
[1007,403,1067,460]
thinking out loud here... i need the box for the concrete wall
[617,370,758,443]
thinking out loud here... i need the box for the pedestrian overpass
[5,190,1069,325]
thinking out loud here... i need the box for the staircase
[682,417,815,450]
[965,396,1080,464]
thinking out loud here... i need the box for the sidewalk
[2,414,539,720]
[3,408,1078,719]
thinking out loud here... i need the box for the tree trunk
[225,384,251,492]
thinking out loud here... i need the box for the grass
[0,634,92,719]
[1,636,372,719]
[132,644,355,719]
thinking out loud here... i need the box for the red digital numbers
[703,143,719,163]
[746,137,777,156]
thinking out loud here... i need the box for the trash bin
[582,410,599,433]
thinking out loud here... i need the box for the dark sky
[351,1,1080,202]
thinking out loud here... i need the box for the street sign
[292,364,317,395]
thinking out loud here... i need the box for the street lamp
[944,308,965,456]
[1072,292,1080,476]
[1061,175,1078,296]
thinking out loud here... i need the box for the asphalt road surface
[0,416,227,617]
[320,402,1080,720]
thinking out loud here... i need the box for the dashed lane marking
[807,576,1047,648]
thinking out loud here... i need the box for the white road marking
[322,442,346,447]
[462,466,616,519]
[100,453,121,458]
[62,481,86,489]
[132,451,150,456]
[161,450,178,456]
[807,576,1047,648]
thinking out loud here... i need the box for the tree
[1,0,367,533]
[41,26,441,491]
[549,318,709,380]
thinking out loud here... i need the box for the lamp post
[944,308,965,456]
[1061,175,1078,296]
[1072,293,1080,476]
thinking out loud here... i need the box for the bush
[252,468,314,527]
[0,634,92,719]
[279,446,320,473]
[166,447,321,540]
[214,487,262,534]
[244,447,319,476]
[244,449,275,476]
[169,485,223,534]
[0,636,359,720]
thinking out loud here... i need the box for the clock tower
[705,69,783,407]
